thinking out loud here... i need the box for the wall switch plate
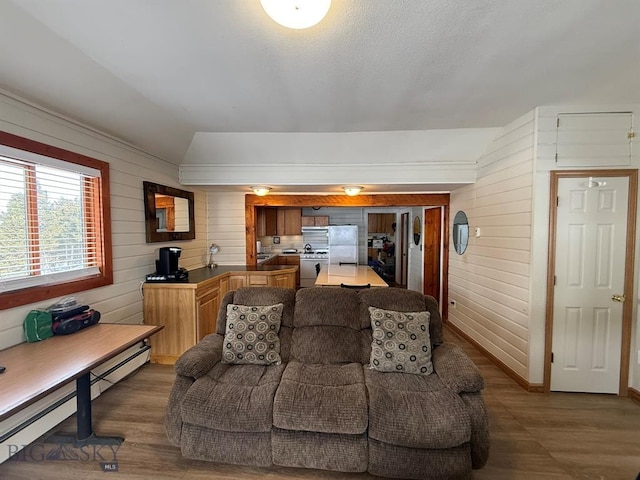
[637,349,640,365]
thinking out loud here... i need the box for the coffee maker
[147,246,188,281]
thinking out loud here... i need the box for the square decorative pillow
[368,307,433,375]
[222,303,284,365]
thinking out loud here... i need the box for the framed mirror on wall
[143,181,196,243]
[413,216,421,245]
[452,210,469,254]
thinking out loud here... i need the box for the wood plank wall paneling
[206,191,247,265]
[0,92,208,351]
[448,111,535,380]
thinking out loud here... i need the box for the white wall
[450,105,640,392]
[0,91,206,460]
[180,129,499,189]
[205,191,247,265]
[530,105,640,390]
[0,92,207,351]
[448,110,536,383]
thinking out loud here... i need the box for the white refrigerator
[328,225,358,265]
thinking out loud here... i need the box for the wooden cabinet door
[269,273,292,288]
[228,274,248,290]
[144,286,197,364]
[249,274,269,286]
[196,284,220,341]
[382,214,396,234]
[277,208,302,235]
[282,256,300,287]
[219,276,229,297]
[268,271,295,288]
[257,208,277,236]
[301,215,329,227]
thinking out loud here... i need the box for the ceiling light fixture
[260,0,331,29]
[343,186,363,196]
[251,186,271,196]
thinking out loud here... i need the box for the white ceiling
[1,0,639,191]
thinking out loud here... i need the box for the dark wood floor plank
[1,326,638,479]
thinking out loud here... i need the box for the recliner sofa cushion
[292,287,367,363]
[365,368,471,449]
[359,288,444,346]
[272,428,368,472]
[273,361,368,434]
[181,362,285,432]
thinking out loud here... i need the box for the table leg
[45,372,123,447]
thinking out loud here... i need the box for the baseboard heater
[0,343,150,445]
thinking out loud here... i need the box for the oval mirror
[413,216,421,245]
[452,211,469,255]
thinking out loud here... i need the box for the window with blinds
[0,132,112,310]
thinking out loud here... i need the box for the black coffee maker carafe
[156,247,182,276]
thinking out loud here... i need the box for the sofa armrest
[432,343,484,393]
[174,333,223,379]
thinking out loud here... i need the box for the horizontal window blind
[0,154,101,293]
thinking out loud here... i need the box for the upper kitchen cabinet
[368,213,396,234]
[277,208,302,235]
[301,215,329,227]
[257,207,278,236]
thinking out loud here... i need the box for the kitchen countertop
[257,252,300,264]
[315,265,388,288]
[145,265,298,285]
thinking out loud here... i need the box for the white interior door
[551,176,628,393]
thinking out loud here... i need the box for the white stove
[300,249,329,260]
[299,250,329,287]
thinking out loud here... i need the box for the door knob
[611,294,626,302]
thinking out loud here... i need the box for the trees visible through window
[0,132,112,310]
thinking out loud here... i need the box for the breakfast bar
[314,264,388,287]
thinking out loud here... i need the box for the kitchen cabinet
[143,267,297,364]
[196,282,222,341]
[228,274,249,290]
[257,207,278,236]
[143,277,225,365]
[278,255,300,288]
[301,215,329,226]
[276,208,302,235]
[368,213,396,234]
[257,207,302,236]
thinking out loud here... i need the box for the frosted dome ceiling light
[251,186,271,196]
[343,186,363,196]
[260,0,331,29]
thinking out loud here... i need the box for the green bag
[24,309,54,342]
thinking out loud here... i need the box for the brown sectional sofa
[165,286,489,479]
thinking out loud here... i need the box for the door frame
[399,211,409,287]
[544,169,638,395]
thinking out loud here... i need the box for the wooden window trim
[0,131,113,311]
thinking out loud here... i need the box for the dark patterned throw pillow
[222,303,283,365]
[368,306,433,375]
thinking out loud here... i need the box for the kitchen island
[315,264,388,288]
[143,265,297,364]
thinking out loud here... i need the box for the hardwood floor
[1,327,639,480]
